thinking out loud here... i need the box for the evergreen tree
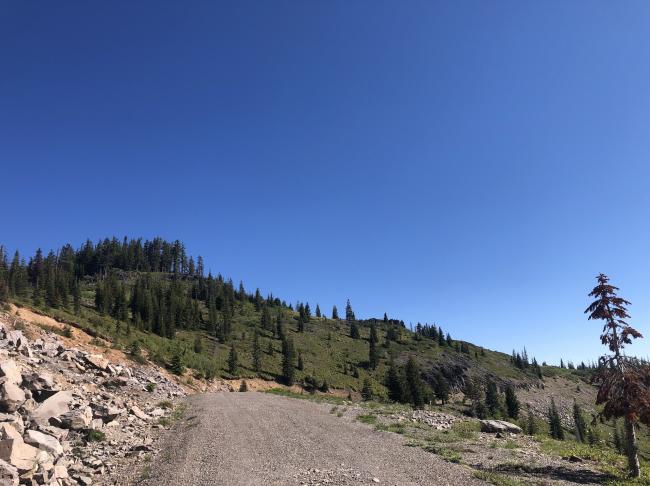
[526,406,538,435]
[275,311,285,340]
[193,335,203,354]
[505,385,520,419]
[297,351,304,371]
[361,377,373,401]
[485,380,501,417]
[281,338,296,385]
[315,304,321,318]
[433,372,450,405]
[368,322,379,369]
[72,280,81,315]
[260,305,273,332]
[405,357,427,409]
[548,398,564,440]
[331,305,338,320]
[171,346,185,375]
[267,340,274,356]
[346,300,359,339]
[228,343,238,375]
[252,331,262,372]
[386,360,404,403]
[573,400,587,443]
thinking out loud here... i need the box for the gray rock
[60,406,92,430]
[0,457,18,486]
[479,419,522,434]
[0,383,25,413]
[0,363,20,386]
[0,438,40,471]
[24,430,63,456]
[30,390,72,426]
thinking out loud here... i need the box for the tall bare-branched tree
[586,274,650,477]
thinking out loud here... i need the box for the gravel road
[141,392,486,485]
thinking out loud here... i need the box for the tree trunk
[625,416,641,478]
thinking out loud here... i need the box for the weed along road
[140,392,485,485]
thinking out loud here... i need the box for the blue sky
[2,1,650,364]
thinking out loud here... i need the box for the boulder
[0,363,20,386]
[0,457,18,486]
[479,420,522,434]
[0,383,25,413]
[30,391,72,426]
[85,355,109,371]
[24,430,63,456]
[0,414,24,436]
[129,406,149,421]
[60,406,92,430]
[22,372,55,392]
[0,425,21,442]
[0,439,39,471]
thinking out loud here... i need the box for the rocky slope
[0,310,186,485]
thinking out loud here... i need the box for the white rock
[25,430,63,456]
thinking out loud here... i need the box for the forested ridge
[0,236,574,406]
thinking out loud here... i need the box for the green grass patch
[473,471,527,486]
[356,413,377,425]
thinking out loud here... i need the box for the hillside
[0,237,564,400]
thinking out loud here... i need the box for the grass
[356,413,377,425]
[85,430,106,442]
[473,471,528,486]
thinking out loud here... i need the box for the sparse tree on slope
[228,343,238,375]
[505,385,520,419]
[368,322,379,369]
[281,338,296,386]
[586,273,650,477]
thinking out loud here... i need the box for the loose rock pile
[0,315,187,485]
[386,410,457,430]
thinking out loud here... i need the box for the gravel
[141,392,487,485]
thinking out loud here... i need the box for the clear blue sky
[2,1,650,365]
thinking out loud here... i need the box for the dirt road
[140,392,485,485]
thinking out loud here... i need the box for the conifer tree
[171,346,185,375]
[281,338,296,385]
[228,343,238,375]
[505,385,520,419]
[548,398,564,440]
[331,305,338,320]
[267,340,274,357]
[361,377,373,401]
[297,351,304,371]
[275,311,284,340]
[434,372,450,404]
[525,406,537,435]
[252,331,262,372]
[485,380,501,417]
[260,305,273,332]
[386,359,404,403]
[315,304,321,318]
[586,274,648,477]
[368,322,379,369]
[573,400,587,443]
[346,300,359,339]
[405,357,427,409]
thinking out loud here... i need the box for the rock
[24,430,63,456]
[84,355,109,371]
[0,414,23,436]
[0,383,24,413]
[0,458,18,486]
[479,420,522,434]
[0,425,21,442]
[150,408,165,417]
[0,439,40,471]
[22,372,55,392]
[60,406,92,430]
[52,464,68,480]
[103,376,129,388]
[30,391,72,425]
[129,406,149,421]
[92,404,124,423]
[0,363,20,386]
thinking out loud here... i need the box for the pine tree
[281,338,296,386]
[405,357,427,409]
[297,351,304,371]
[267,340,274,356]
[433,372,450,405]
[331,305,338,320]
[252,331,262,372]
[228,343,238,375]
[485,380,501,417]
[171,346,185,375]
[505,385,520,419]
[260,305,273,332]
[586,274,647,477]
[386,360,404,403]
[525,406,538,435]
[548,398,564,440]
[315,304,321,318]
[573,400,587,443]
[346,299,360,339]
[361,377,373,401]
[72,280,81,315]
[368,322,379,369]
[275,311,284,340]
